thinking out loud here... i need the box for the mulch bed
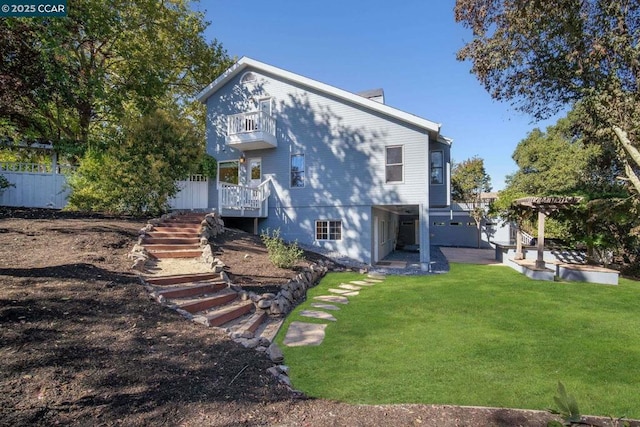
[2,207,629,426]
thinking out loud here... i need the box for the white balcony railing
[228,111,276,136]
[226,111,277,150]
[218,179,271,217]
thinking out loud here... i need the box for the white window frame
[218,160,239,185]
[315,220,342,241]
[258,97,273,116]
[290,153,305,188]
[385,145,404,183]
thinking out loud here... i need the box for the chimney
[357,88,385,104]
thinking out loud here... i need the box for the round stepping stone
[368,272,386,279]
[300,310,336,321]
[342,291,359,296]
[328,288,350,294]
[364,279,383,283]
[311,303,340,311]
[339,284,361,290]
[283,321,328,347]
[314,295,348,304]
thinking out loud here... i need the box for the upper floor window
[431,150,444,185]
[219,160,239,184]
[240,72,257,85]
[385,145,403,183]
[291,153,305,188]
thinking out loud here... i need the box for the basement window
[316,220,342,241]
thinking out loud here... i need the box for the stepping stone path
[283,274,385,347]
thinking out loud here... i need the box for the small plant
[260,228,303,269]
[0,174,14,195]
[548,382,581,426]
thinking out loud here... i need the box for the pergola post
[514,226,524,260]
[536,211,546,269]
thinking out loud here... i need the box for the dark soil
[209,228,340,287]
[2,207,634,427]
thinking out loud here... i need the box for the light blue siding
[204,66,452,265]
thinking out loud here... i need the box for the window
[240,72,257,84]
[316,220,342,241]
[385,146,403,182]
[290,153,305,188]
[381,220,386,243]
[431,150,444,184]
[218,161,239,184]
[258,98,272,116]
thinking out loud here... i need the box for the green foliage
[507,116,601,196]
[198,153,218,178]
[0,174,14,194]
[451,156,492,203]
[260,228,303,269]
[548,382,581,425]
[455,0,640,195]
[66,109,202,215]
[0,0,232,160]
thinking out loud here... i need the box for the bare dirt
[1,207,632,427]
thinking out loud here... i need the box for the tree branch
[612,125,640,194]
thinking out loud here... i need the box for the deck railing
[227,111,276,137]
[218,179,271,216]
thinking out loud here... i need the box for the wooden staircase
[142,213,205,259]
[145,272,277,346]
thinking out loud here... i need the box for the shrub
[260,228,303,269]
[0,174,14,195]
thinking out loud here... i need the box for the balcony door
[259,98,272,116]
[248,157,261,187]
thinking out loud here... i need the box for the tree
[451,156,492,247]
[455,0,640,195]
[67,109,202,215]
[0,0,232,159]
[506,114,601,196]
[493,110,639,264]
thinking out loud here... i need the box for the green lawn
[275,264,640,418]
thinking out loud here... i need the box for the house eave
[197,57,443,134]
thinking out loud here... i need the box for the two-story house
[197,57,452,271]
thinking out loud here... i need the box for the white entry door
[248,158,262,187]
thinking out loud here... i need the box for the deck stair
[142,213,205,259]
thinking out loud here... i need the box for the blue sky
[199,0,563,190]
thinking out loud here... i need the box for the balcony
[226,111,277,151]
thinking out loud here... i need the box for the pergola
[513,196,583,269]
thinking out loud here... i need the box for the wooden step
[236,310,268,335]
[154,223,200,229]
[146,231,198,238]
[142,243,201,251]
[156,282,226,298]
[178,289,238,314]
[148,249,203,259]
[203,301,254,327]
[145,273,219,286]
[142,237,200,245]
[165,216,205,223]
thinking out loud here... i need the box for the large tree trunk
[612,125,640,195]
